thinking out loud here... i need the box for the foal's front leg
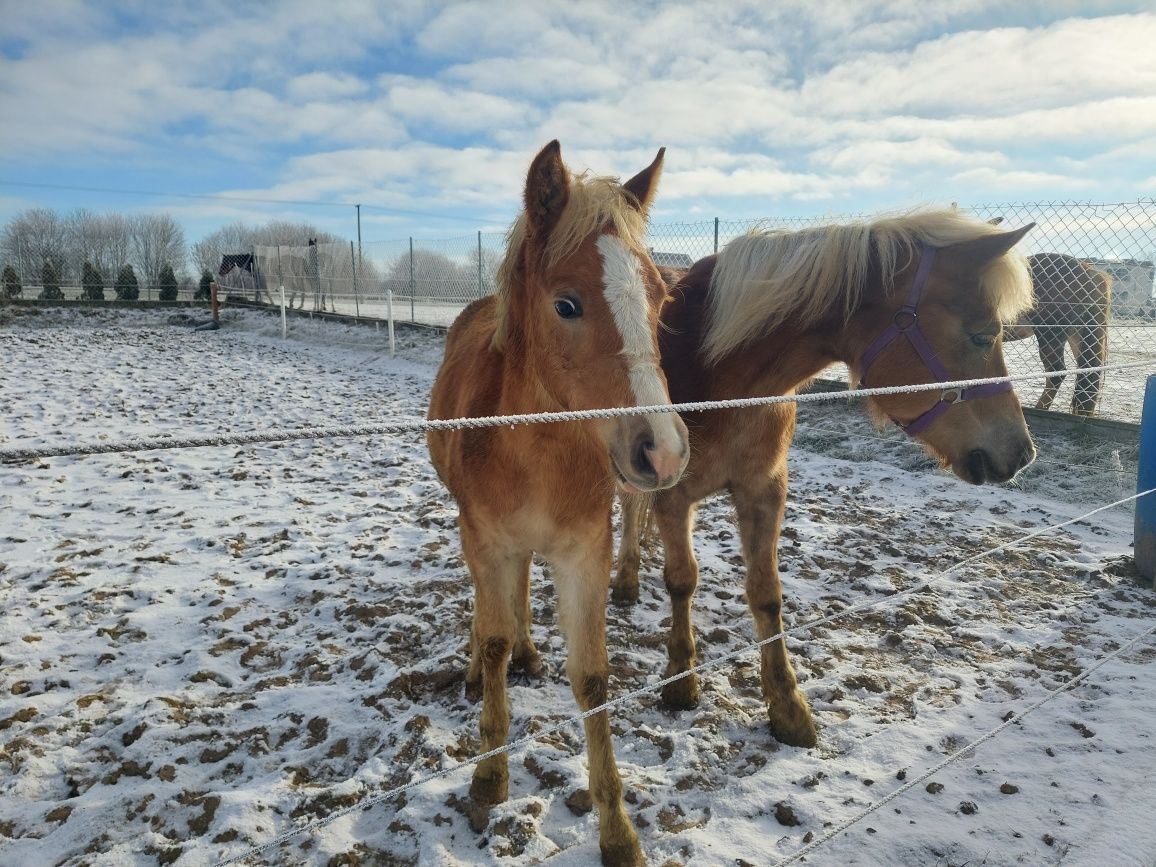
[554,539,644,867]
[732,475,816,748]
[467,553,539,702]
[461,533,522,805]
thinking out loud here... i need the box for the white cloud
[799,14,1156,118]
[1,1,1154,236]
[285,72,368,103]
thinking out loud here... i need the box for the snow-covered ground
[1,307,1154,867]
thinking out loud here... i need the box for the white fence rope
[772,620,1156,867]
[2,360,1151,464]
[209,486,1156,866]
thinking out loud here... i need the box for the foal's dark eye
[970,332,997,348]
[554,296,582,319]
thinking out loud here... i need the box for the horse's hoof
[610,580,639,607]
[660,673,700,710]
[464,676,483,703]
[511,649,545,679]
[768,692,818,748]
[469,768,508,806]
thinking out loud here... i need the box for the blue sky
[1,0,1154,246]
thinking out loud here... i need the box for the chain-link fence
[351,199,1153,422]
[10,199,1147,420]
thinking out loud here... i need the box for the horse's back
[1028,253,1110,329]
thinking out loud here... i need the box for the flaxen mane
[492,174,648,350]
[703,209,1034,365]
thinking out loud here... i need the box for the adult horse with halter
[427,141,688,866]
[613,210,1036,748]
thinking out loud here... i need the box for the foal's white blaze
[596,234,684,452]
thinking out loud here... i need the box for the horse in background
[427,141,688,867]
[1004,253,1112,416]
[988,215,1112,416]
[616,210,1036,750]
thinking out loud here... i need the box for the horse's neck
[662,267,846,402]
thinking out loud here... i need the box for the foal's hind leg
[732,473,817,748]
[511,553,543,678]
[654,490,702,709]
[1034,329,1067,411]
[554,537,643,867]
[611,492,645,605]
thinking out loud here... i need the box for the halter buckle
[940,387,964,404]
[893,307,917,331]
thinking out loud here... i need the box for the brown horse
[1004,253,1112,416]
[427,141,689,866]
[613,210,1036,749]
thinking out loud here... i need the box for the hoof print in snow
[959,801,978,815]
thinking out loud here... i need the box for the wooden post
[714,216,719,254]
[211,281,220,323]
[1136,374,1156,584]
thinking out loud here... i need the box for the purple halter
[858,245,1011,437]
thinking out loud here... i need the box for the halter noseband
[857,245,1011,437]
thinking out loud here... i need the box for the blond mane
[492,173,648,350]
[703,208,1034,365]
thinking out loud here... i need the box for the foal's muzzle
[610,414,688,492]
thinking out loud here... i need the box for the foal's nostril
[966,449,990,484]
[633,439,657,480]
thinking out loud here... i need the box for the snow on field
[1,307,1154,867]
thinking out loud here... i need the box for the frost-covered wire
[209,485,1156,866]
[3,360,1151,463]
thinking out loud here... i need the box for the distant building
[649,250,695,269]
[1086,258,1156,314]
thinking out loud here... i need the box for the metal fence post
[409,236,415,323]
[387,289,396,359]
[277,245,287,340]
[350,240,360,319]
[714,217,719,254]
[477,230,483,299]
[1136,374,1156,584]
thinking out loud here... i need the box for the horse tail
[1071,267,1112,416]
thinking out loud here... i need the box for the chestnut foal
[615,210,1036,748]
[427,141,688,866]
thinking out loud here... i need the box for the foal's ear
[623,147,665,215]
[524,140,570,238]
[947,223,1035,266]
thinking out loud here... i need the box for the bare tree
[65,209,130,285]
[386,249,474,301]
[191,222,254,277]
[130,213,186,297]
[1,208,68,284]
